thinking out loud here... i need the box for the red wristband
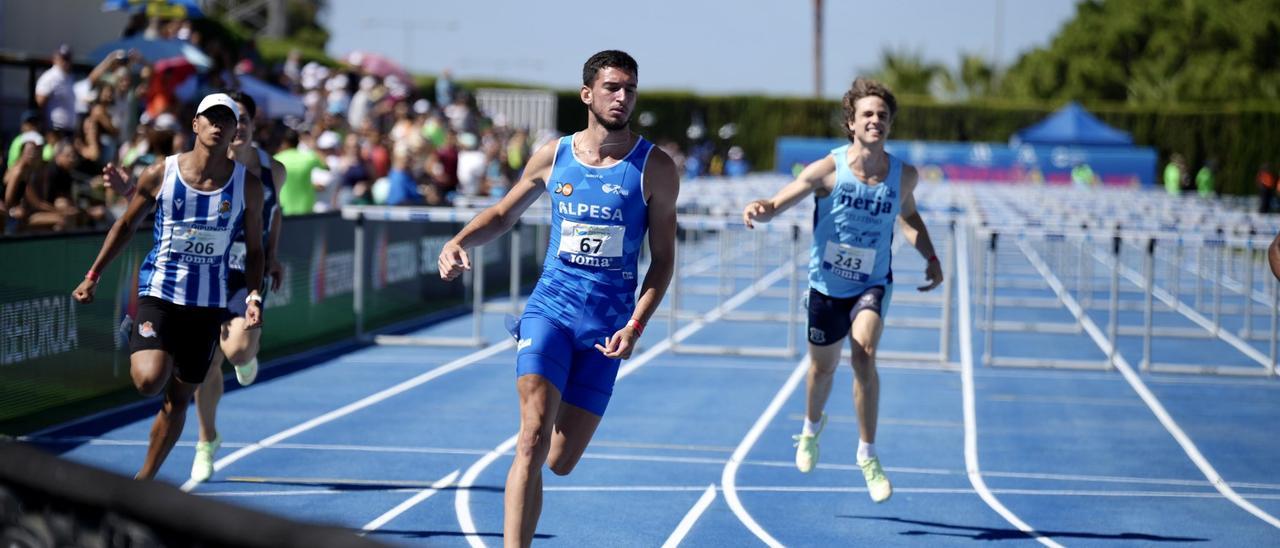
[85,270,100,282]
[627,318,644,336]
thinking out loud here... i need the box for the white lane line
[362,469,461,533]
[454,263,795,548]
[180,339,515,492]
[43,436,1280,491]
[26,336,362,438]
[196,485,1280,500]
[661,484,717,548]
[1021,239,1280,529]
[719,355,808,548]
[961,229,1063,547]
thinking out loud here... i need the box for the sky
[325,0,1081,98]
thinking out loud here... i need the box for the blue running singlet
[517,134,654,415]
[228,148,279,273]
[808,145,901,299]
[137,155,246,308]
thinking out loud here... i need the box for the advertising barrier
[0,213,542,431]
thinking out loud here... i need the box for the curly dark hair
[582,50,638,87]
[841,78,897,141]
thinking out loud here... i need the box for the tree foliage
[1000,0,1280,104]
[870,48,947,99]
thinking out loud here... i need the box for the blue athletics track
[23,181,1280,546]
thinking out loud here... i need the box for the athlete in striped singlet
[73,93,266,480]
[438,50,680,547]
[743,78,943,503]
[187,91,286,482]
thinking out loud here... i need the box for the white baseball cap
[196,93,241,120]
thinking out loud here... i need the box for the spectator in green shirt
[6,111,51,169]
[1071,162,1096,188]
[1196,159,1216,198]
[1164,153,1186,196]
[273,129,327,215]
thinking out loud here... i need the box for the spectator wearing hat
[36,44,77,133]
[311,130,341,212]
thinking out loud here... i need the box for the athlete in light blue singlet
[438,50,680,546]
[74,93,266,481]
[743,78,942,505]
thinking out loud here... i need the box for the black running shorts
[805,286,890,346]
[128,296,225,383]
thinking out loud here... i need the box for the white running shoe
[858,456,893,503]
[234,357,258,386]
[791,413,827,473]
[191,434,221,483]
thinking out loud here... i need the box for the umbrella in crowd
[89,37,211,70]
[342,50,412,82]
[101,0,203,18]
[238,74,306,119]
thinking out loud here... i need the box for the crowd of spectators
[0,12,550,236]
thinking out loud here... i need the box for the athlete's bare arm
[596,148,680,360]
[72,162,164,304]
[743,155,837,228]
[896,165,942,291]
[242,170,266,328]
[438,141,554,281]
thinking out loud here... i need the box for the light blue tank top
[808,145,901,298]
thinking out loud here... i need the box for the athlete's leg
[545,343,621,476]
[505,374,562,548]
[194,323,232,445]
[130,349,171,397]
[804,289,852,424]
[190,339,229,482]
[848,309,885,445]
[132,350,199,480]
[805,342,844,424]
[545,403,602,476]
[849,305,892,502]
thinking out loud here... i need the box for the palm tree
[958,53,996,99]
[871,48,945,97]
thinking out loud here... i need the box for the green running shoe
[791,413,827,473]
[858,456,893,503]
[234,357,259,386]
[191,433,221,483]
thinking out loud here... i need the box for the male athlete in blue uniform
[73,93,266,481]
[438,50,679,547]
[743,78,942,503]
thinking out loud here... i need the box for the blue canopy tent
[1011,102,1133,147]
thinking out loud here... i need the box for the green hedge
[556,92,1280,195]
